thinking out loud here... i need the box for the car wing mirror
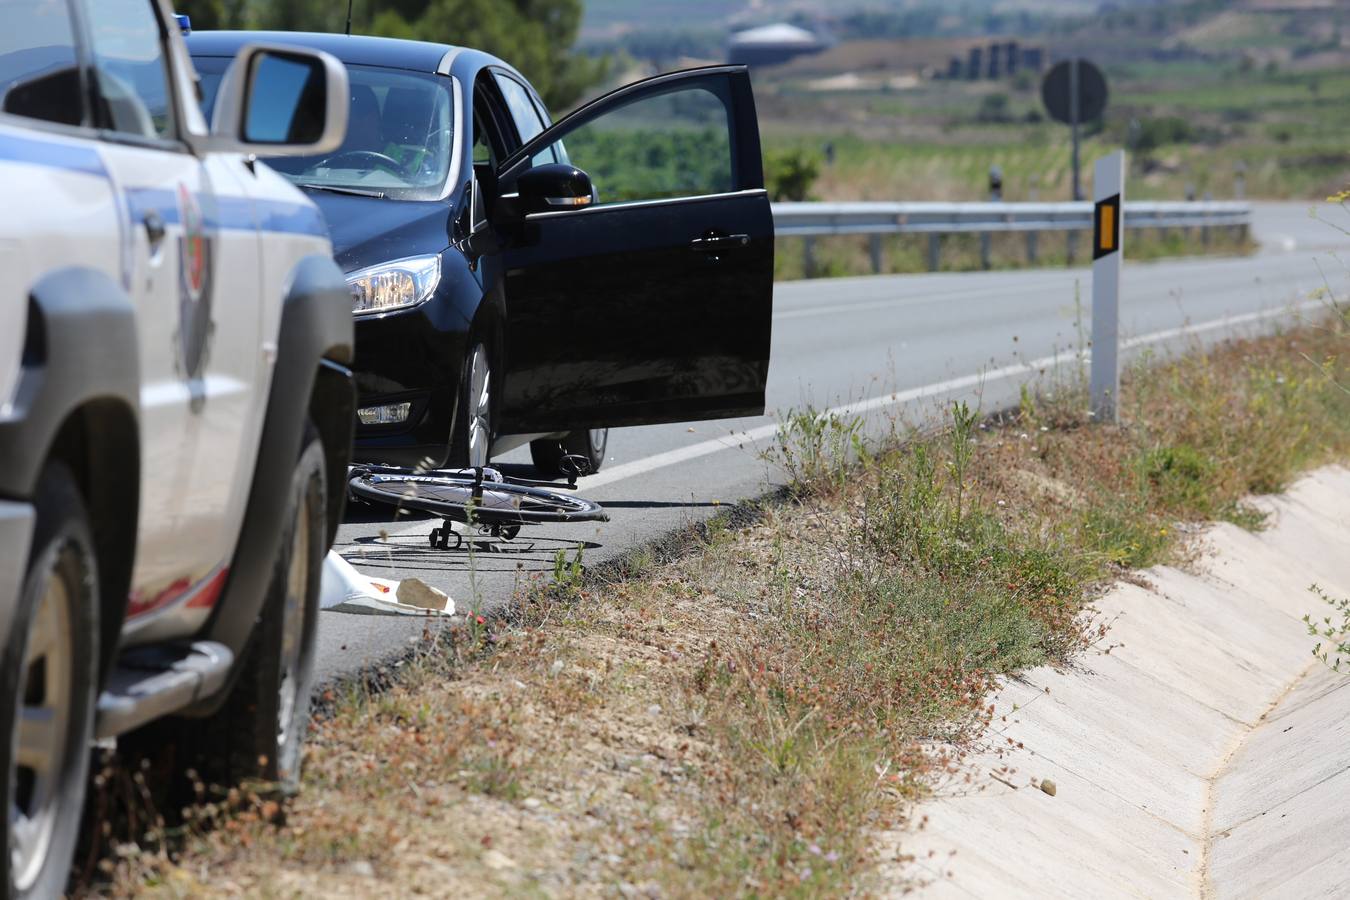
[500,164,595,221]
[208,44,348,156]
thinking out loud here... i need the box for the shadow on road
[600,500,727,509]
[337,532,603,575]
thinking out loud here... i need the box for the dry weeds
[96,311,1348,898]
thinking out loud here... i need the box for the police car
[0,1,354,894]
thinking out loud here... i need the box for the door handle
[143,210,167,247]
[689,233,749,253]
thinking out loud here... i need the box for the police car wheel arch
[0,267,140,500]
[191,253,353,705]
[0,268,141,684]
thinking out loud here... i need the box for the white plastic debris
[319,551,455,616]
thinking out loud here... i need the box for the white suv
[0,2,355,895]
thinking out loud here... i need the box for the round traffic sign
[1041,59,1108,125]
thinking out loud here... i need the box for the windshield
[194,58,455,201]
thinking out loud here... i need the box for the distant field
[753,57,1350,203]
[580,0,1111,36]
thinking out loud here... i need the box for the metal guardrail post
[983,165,1002,271]
[1027,230,1038,264]
[928,234,941,272]
[803,236,817,279]
[869,234,884,274]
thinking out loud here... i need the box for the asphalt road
[316,200,1350,685]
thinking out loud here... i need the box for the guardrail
[770,201,1252,274]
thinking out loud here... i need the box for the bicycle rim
[349,472,608,525]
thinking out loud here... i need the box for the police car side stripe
[123,188,328,239]
[0,130,327,239]
[123,187,183,226]
[0,130,106,178]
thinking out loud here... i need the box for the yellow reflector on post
[1098,204,1115,252]
[1093,193,1121,260]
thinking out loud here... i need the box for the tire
[1,464,98,899]
[448,339,494,469]
[530,428,608,477]
[201,423,326,792]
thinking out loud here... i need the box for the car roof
[186,30,466,74]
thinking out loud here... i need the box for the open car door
[490,66,773,434]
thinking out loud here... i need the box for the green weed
[767,406,865,497]
[1306,585,1350,672]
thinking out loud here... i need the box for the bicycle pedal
[558,454,592,485]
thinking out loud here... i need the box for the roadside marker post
[1090,150,1125,424]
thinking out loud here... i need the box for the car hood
[306,190,452,274]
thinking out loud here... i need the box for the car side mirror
[499,164,595,220]
[208,44,348,156]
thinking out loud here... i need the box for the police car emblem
[176,183,214,381]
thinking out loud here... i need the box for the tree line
[175,0,606,108]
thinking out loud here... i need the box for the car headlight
[347,255,441,316]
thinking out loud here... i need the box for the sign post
[1041,59,1109,203]
[1070,59,1081,201]
[1090,150,1125,424]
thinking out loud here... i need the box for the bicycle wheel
[348,470,608,525]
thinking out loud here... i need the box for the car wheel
[530,428,608,477]
[202,423,326,792]
[1,464,98,899]
[449,340,493,469]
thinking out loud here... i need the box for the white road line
[381,299,1324,538]
[1119,301,1323,348]
[586,299,1325,490]
[774,277,1072,320]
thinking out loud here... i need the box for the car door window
[493,73,543,144]
[0,0,84,127]
[492,72,563,167]
[522,84,733,206]
[85,0,176,140]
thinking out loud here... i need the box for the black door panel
[498,190,773,432]
[494,66,774,432]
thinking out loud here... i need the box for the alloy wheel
[275,488,312,771]
[588,429,607,458]
[467,344,492,469]
[9,565,74,893]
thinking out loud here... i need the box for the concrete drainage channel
[886,466,1350,898]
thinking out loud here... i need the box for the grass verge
[99,306,1348,898]
[774,226,1254,282]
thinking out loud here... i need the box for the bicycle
[347,456,608,550]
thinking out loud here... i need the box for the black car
[188,32,774,474]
